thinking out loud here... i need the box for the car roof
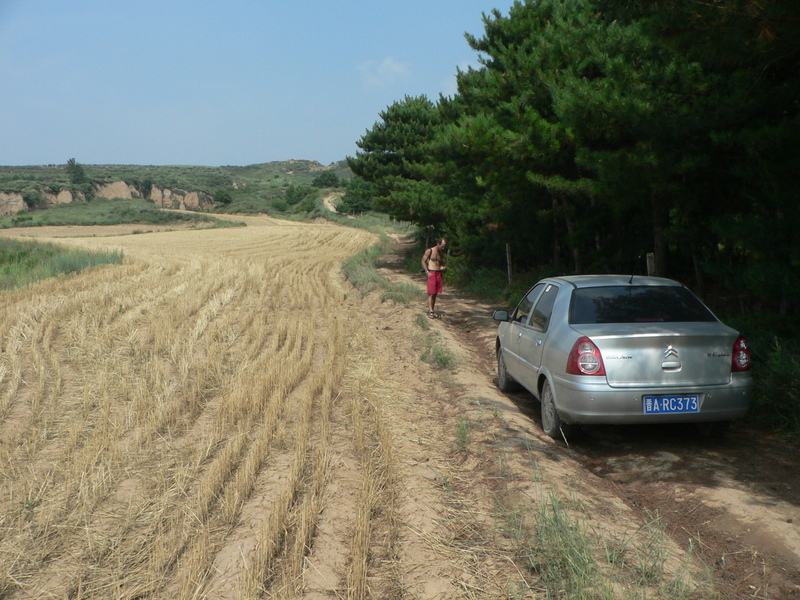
[544,275,684,289]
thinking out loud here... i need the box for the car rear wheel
[540,380,576,441]
[497,348,520,393]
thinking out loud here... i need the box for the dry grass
[343,335,402,600]
[0,216,385,599]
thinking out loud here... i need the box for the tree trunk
[691,242,705,298]
[651,193,668,277]
[552,196,560,269]
[564,211,580,273]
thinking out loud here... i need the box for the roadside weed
[533,489,600,599]
[488,475,706,600]
[523,438,543,483]
[342,238,424,305]
[632,510,669,585]
[422,343,457,370]
[380,281,421,304]
[664,539,698,600]
[456,415,471,452]
[419,335,457,371]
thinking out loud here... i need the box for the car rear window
[569,285,717,324]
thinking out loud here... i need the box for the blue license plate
[643,394,699,414]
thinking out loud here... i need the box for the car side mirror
[493,309,510,322]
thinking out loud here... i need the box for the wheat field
[0,215,447,599]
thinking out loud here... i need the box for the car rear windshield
[569,285,717,324]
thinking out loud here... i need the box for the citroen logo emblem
[664,345,679,359]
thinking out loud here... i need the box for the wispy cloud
[358,57,411,89]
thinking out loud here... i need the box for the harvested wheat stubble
[0,217,386,598]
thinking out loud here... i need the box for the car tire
[540,380,576,441]
[497,348,520,393]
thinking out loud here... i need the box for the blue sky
[0,0,515,167]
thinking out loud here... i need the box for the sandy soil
[322,192,343,213]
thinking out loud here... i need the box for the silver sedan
[493,275,752,440]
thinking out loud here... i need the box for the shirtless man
[421,238,447,318]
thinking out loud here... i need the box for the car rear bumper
[550,374,752,424]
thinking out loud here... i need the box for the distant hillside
[0,159,352,216]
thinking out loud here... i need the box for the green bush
[212,189,233,204]
[297,195,317,213]
[284,184,312,206]
[337,176,376,213]
[66,158,88,185]
[312,172,340,188]
[22,191,46,210]
[751,338,800,437]
[270,199,289,212]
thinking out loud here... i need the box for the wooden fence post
[646,252,655,276]
[506,243,513,285]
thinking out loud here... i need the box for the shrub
[270,199,289,212]
[297,195,317,212]
[284,184,313,206]
[23,191,46,209]
[213,189,233,204]
[751,338,800,437]
[312,172,340,188]
[337,176,376,213]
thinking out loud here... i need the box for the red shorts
[427,271,443,294]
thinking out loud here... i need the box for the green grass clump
[490,477,708,600]
[341,245,385,292]
[323,210,415,236]
[342,238,423,305]
[0,237,123,290]
[531,490,599,598]
[420,336,457,371]
[455,415,471,452]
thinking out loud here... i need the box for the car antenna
[629,252,644,284]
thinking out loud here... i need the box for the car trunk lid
[574,322,738,387]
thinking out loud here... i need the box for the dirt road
[1,220,798,599]
[375,238,800,599]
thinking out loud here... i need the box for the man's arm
[421,248,431,273]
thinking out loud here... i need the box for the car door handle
[517,331,523,339]
[536,339,543,346]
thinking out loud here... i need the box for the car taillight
[731,335,751,372]
[566,336,606,376]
